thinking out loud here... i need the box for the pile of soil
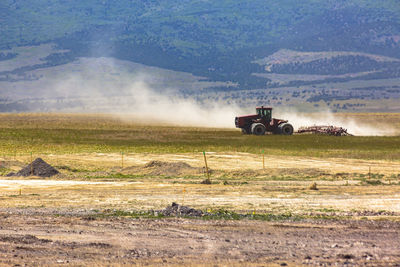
[160,202,206,217]
[7,158,59,177]
[124,160,205,176]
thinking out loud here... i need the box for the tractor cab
[256,106,272,121]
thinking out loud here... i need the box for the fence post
[203,151,211,183]
[368,166,371,180]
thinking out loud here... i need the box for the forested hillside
[1,0,400,112]
[1,1,400,85]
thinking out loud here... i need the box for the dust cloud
[54,75,395,135]
[92,79,395,135]
[111,80,244,128]
[44,57,243,128]
[44,57,396,135]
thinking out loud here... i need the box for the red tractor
[235,106,294,135]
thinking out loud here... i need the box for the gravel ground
[0,208,399,266]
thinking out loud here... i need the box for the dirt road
[0,209,399,266]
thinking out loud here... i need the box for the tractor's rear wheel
[278,123,294,135]
[251,123,266,135]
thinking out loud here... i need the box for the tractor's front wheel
[251,123,266,135]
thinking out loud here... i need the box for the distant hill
[0,0,400,112]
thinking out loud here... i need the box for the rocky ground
[0,208,399,266]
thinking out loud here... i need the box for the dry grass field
[0,113,399,266]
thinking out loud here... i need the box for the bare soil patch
[123,160,205,176]
[0,210,399,266]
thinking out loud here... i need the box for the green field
[0,113,399,160]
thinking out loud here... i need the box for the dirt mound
[8,158,59,177]
[144,160,193,169]
[124,160,205,176]
[160,202,206,217]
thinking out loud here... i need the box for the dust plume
[46,57,243,128]
[109,80,244,128]
[16,56,397,134]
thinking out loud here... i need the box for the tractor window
[257,108,271,120]
[264,109,271,120]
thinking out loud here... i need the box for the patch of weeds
[85,173,141,179]
[252,212,301,221]
[55,165,86,172]
[370,173,385,179]
[202,209,243,220]
[215,180,248,186]
[171,180,202,184]
[103,208,302,222]
[362,179,383,185]
[319,175,334,181]
[202,209,300,222]
[316,208,340,213]
[104,210,165,219]
[268,175,312,181]
[0,169,11,176]
[110,173,137,178]
[306,214,347,220]
[152,175,175,180]
[335,172,350,177]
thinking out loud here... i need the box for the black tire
[278,123,294,135]
[241,127,251,134]
[251,123,266,135]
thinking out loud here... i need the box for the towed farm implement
[297,125,353,136]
